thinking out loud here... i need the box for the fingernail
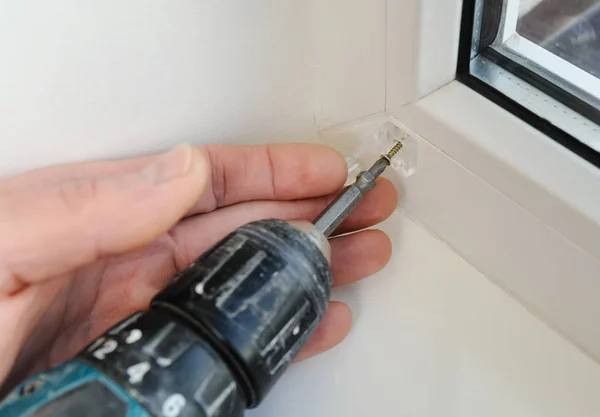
[141,144,194,185]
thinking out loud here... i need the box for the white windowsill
[287,79,600,413]
[389,80,600,362]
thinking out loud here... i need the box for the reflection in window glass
[517,0,600,78]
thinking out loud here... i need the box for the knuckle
[57,179,100,214]
[204,146,225,206]
[264,144,277,199]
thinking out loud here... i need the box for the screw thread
[386,141,403,159]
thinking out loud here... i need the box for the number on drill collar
[125,328,143,344]
[162,393,186,417]
[126,361,151,384]
[92,339,118,360]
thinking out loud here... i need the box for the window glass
[517,0,600,79]
[458,0,600,167]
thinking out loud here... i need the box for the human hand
[0,143,397,392]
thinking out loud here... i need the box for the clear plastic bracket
[345,121,417,185]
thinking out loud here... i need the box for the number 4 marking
[126,361,151,384]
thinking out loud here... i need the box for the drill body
[0,220,332,417]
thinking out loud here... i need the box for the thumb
[0,144,210,294]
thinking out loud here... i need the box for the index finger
[194,143,347,214]
[0,143,348,215]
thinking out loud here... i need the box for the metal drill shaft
[314,143,402,237]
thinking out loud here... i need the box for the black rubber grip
[153,219,332,406]
[77,219,332,416]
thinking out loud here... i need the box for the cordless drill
[0,145,401,417]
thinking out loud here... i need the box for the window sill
[389,80,600,361]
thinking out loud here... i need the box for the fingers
[0,145,209,293]
[0,144,348,215]
[294,231,393,361]
[295,301,352,362]
[329,230,392,287]
[333,179,398,235]
[191,144,348,213]
[170,178,397,267]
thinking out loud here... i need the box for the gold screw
[387,141,403,158]
[381,141,403,165]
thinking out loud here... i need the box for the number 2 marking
[92,339,118,360]
[162,393,186,417]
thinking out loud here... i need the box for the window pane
[517,0,600,79]
[457,0,600,166]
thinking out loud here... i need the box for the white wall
[0,0,385,177]
[385,0,462,111]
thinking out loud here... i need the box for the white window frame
[382,0,600,361]
[502,34,600,101]
[480,4,600,152]
[498,0,520,43]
